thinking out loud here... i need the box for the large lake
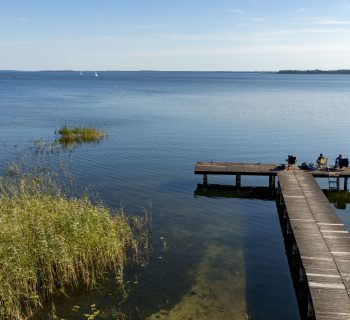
[1,71,350,319]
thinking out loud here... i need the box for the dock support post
[269,175,275,190]
[292,242,298,256]
[203,174,208,186]
[337,177,340,190]
[344,177,348,191]
[283,207,288,219]
[299,261,306,283]
[236,175,241,187]
[286,220,292,236]
[278,187,284,207]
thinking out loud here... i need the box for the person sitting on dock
[317,153,328,169]
[336,154,349,169]
[335,154,343,168]
[286,155,296,170]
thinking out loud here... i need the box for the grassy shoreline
[0,170,143,319]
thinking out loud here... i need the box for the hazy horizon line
[2,68,350,72]
[0,69,274,72]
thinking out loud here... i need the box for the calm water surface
[1,71,350,319]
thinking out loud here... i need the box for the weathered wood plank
[278,171,350,319]
[194,162,280,175]
[194,161,350,178]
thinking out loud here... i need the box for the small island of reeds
[0,167,146,319]
[57,126,105,144]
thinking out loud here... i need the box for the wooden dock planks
[194,161,350,178]
[278,171,350,319]
[194,161,279,176]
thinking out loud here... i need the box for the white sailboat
[95,71,99,77]
[80,71,83,76]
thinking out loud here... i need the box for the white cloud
[135,23,165,29]
[236,23,252,28]
[295,16,350,25]
[252,17,264,22]
[314,18,350,25]
[126,43,350,58]
[258,28,350,36]
[228,9,245,14]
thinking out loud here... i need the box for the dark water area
[1,71,350,319]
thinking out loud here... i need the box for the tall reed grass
[57,126,105,144]
[0,167,146,319]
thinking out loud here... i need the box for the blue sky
[1,0,350,71]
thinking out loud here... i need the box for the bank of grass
[57,126,105,144]
[0,169,146,319]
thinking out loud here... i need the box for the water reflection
[194,184,276,201]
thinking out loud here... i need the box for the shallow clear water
[2,71,350,319]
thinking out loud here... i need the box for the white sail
[95,71,99,77]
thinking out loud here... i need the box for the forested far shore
[277,69,350,74]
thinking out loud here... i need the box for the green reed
[57,126,105,144]
[0,168,144,319]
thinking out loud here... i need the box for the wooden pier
[278,171,350,319]
[195,161,350,190]
[195,161,279,188]
[194,161,350,319]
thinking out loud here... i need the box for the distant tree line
[277,69,350,74]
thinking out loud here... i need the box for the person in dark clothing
[335,154,343,168]
[286,154,296,170]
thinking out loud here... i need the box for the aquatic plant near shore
[57,126,105,144]
[0,168,145,319]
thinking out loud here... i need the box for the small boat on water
[80,71,83,76]
[95,71,99,77]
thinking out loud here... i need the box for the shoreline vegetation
[0,165,148,319]
[277,69,350,74]
[57,126,105,145]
